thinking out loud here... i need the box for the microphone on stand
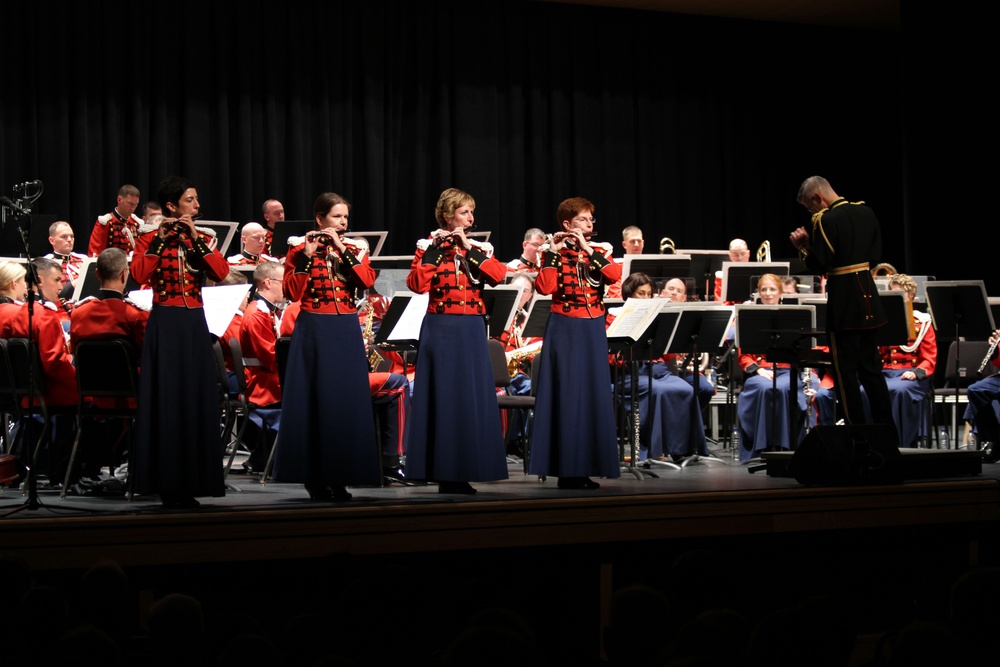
[0,196,30,216]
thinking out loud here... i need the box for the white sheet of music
[606,297,670,342]
[127,283,251,339]
[387,292,430,343]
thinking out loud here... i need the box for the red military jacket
[739,351,792,375]
[44,251,87,288]
[535,241,621,318]
[283,237,374,315]
[879,311,937,379]
[4,300,77,407]
[406,236,506,315]
[69,290,150,354]
[89,209,142,256]
[130,226,230,307]
[239,297,283,407]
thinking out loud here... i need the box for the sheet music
[387,292,430,342]
[606,297,669,342]
[126,283,252,338]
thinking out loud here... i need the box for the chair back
[276,336,292,387]
[943,340,994,388]
[487,339,512,389]
[0,339,21,417]
[6,337,47,409]
[227,337,249,395]
[74,338,139,401]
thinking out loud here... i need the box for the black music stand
[520,296,552,339]
[924,280,996,448]
[721,262,791,304]
[71,258,142,302]
[483,285,524,340]
[734,305,816,471]
[621,254,692,284]
[608,304,681,478]
[677,250,730,302]
[659,305,733,466]
[268,220,315,258]
[877,291,912,348]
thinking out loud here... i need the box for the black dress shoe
[557,477,600,490]
[332,486,353,502]
[161,495,200,508]
[982,442,1000,463]
[438,481,477,494]
[305,485,333,501]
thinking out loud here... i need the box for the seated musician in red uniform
[494,271,540,453]
[228,221,278,267]
[68,247,150,483]
[88,184,142,257]
[2,258,78,484]
[236,261,284,474]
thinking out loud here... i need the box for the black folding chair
[61,338,139,498]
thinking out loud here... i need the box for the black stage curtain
[0,1,982,291]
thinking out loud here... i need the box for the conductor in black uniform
[789,175,894,433]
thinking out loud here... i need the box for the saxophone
[361,300,385,372]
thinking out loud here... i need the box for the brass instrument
[756,240,771,262]
[506,341,542,378]
[872,262,897,276]
[659,237,676,254]
[361,300,385,372]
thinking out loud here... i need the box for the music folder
[877,290,912,347]
[481,285,522,339]
[606,298,678,358]
[376,291,429,348]
[621,254,692,283]
[520,296,552,339]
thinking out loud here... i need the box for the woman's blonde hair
[0,260,27,295]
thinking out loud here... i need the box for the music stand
[676,249,729,302]
[924,280,996,448]
[621,254,692,284]
[370,256,416,299]
[659,305,733,466]
[467,231,492,243]
[71,258,142,302]
[348,231,388,257]
[376,291,429,350]
[268,220,315,258]
[607,300,681,477]
[196,220,239,257]
[720,262,791,304]
[483,285,523,339]
[520,296,552,339]
[734,305,816,469]
[876,291,912,347]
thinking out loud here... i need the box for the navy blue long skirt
[737,368,808,463]
[275,310,380,488]
[405,314,507,483]
[529,313,620,479]
[133,306,225,499]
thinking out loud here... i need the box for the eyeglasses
[525,241,542,248]
[572,217,596,225]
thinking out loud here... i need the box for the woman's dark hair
[157,175,195,213]
[313,192,351,222]
[621,272,654,299]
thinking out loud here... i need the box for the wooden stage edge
[3,475,1000,572]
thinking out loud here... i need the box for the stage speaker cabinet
[785,424,902,486]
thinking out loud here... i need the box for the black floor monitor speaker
[785,424,902,486]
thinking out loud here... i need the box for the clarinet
[977,334,1000,375]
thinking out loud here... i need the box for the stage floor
[4,440,1000,665]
